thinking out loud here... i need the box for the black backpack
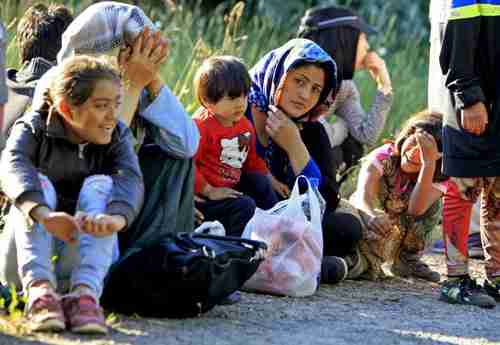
[101,233,266,318]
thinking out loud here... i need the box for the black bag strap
[189,233,267,251]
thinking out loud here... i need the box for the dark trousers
[300,122,362,258]
[119,144,195,256]
[196,172,278,237]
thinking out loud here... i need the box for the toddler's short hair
[194,56,251,106]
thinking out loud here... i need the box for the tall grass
[1,0,428,121]
[2,0,428,147]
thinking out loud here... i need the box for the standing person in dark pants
[192,56,278,236]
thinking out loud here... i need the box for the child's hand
[461,102,488,135]
[193,196,205,225]
[118,26,168,90]
[40,212,79,244]
[416,131,442,164]
[205,186,242,201]
[76,212,126,237]
[269,175,290,198]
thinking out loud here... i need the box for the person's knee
[78,175,113,214]
[324,212,363,244]
[235,196,256,220]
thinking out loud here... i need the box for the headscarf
[247,39,337,188]
[297,6,377,83]
[57,1,156,63]
[248,38,337,120]
[34,1,156,110]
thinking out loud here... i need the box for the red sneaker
[62,293,107,334]
[26,290,66,332]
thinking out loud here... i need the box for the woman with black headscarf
[297,6,393,181]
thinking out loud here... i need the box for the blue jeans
[8,174,117,297]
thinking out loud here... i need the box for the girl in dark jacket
[1,55,144,334]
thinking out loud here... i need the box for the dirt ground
[0,253,499,345]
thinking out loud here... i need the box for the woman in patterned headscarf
[246,38,363,284]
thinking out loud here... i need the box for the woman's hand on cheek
[266,105,301,151]
[364,52,392,92]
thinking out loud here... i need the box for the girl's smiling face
[400,133,422,174]
[63,79,122,145]
[277,64,325,119]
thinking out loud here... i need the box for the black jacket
[1,110,144,227]
[440,3,500,177]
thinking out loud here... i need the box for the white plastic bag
[242,176,323,297]
[194,221,226,236]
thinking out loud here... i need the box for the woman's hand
[364,52,392,93]
[118,26,168,91]
[269,174,290,198]
[76,212,126,237]
[415,131,442,164]
[265,105,302,152]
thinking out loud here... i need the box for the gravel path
[1,253,499,345]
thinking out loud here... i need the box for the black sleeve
[440,13,484,110]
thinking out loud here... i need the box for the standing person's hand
[118,27,169,90]
[461,102,488,136]
[266,105,303,153]
[363,52,392,93]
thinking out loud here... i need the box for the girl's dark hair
[194,56,251,106]
[39,55,121,116]
[17,3,73,64]
[297,7,360,84]
[393,110,447,182]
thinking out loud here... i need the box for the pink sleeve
[366,144,393,175]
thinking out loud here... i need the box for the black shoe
[320,256,348,284]
[440,276,496,309]
[218,291,241,306]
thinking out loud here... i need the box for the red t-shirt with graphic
[193,109,268,194]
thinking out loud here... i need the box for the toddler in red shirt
[192,56,278,236]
